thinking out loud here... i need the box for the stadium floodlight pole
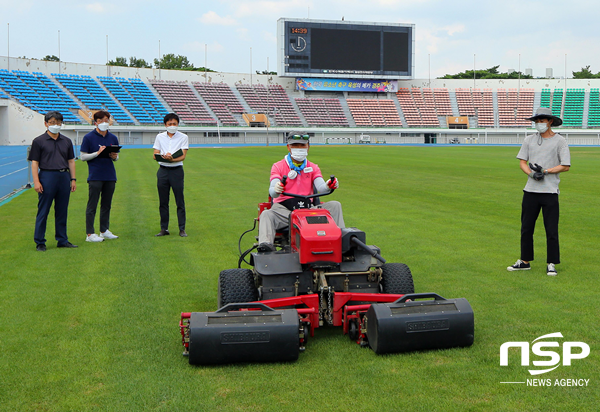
[250,47,253,86]
[204,43,207,83]
[7,23,9,72]
[106,35,109,76]
[518,53,520,90]
[428,54,431,88]
[58,30,61,74]
[473,54,476,89]
[158,40,161,80]
[564,53,567,90]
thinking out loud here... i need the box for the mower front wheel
[381,263,415,295]
[218,268,258,308]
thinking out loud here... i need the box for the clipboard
[98,145,122,158]
[154,148,184,162]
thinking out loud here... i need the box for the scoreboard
[277,18,414,79]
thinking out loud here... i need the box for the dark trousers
[157,166,186,231]
[34,170,71,246]
[86,180,116,234]
[521,191,560,264]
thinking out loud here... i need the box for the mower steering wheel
[281,174,336,200]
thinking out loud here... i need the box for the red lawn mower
[180,176,474,365]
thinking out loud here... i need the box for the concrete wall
[0,99,45,145]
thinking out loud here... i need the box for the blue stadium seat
[0,70,81,122]
[53,74,134,124]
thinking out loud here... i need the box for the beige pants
[258,201,345,245]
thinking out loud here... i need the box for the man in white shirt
[152,113,189,237]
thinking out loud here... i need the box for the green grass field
[1,145,598,411]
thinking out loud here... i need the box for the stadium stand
[295,98,349,127]
[119,78,168,122]
[193,82,244,126]
[551,89,563,117]
[497,88,533,127]
[563,88,585,127]
[98,76,164,124]
[588,88,600,127]
[53,74,134,123]
[0,70,80,122]
[516,89,535,126]
[149,80,216,125]
[2,63,598,131]
[347,99,402,127]
[236,84,302,126]
[540,89,551,109]
[455,88,476,117]
[454,88,494,127]
[433,88,454,116]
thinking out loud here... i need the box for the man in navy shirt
[28,111,77,251]
[80,110,120,242]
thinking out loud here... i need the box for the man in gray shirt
[507,107,571,276]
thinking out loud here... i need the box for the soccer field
[0,145,598,411]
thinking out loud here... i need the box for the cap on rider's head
[287,131,310,144]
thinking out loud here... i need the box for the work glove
[274,181,285,194]
[528,163,545,181]
[326,177,339,190]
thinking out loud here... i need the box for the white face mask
[535,122,549,133]
[166,126,178,134]
[48,125,62,134]
[97,122,110,132]
[290,148,308,162]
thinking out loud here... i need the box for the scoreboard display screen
[277,18,414,79]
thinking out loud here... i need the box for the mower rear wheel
[381,263,415,295]
[218,268,258,308]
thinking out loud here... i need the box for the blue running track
[0,146,30,202]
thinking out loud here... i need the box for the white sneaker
[547,263,557,276]
[86,233,104,242]
[100,230,119,240]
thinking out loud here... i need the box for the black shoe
[257,242,276,253]
[507,259,530,271]
[179,230,188,237]
[36,244,46,252]
[57,242,78,248]
[155,229,170,237]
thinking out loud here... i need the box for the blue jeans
[34,170,71,246]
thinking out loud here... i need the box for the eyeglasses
[289,134,310,140]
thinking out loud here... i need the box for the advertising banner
[296,78,398,93]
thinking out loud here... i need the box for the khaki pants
[258,201,345,245]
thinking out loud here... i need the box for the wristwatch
[71,178,76,181]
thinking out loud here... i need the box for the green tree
[42,55,60,62]
[129,56,152,68]
[572,66,598,79]
[108,57,128,67]
[439,65,533,80]
[256,70,277,75]
[154,54,194,70]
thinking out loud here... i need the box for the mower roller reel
[181,176,474,365]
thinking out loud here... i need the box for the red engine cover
[290,208,342,264]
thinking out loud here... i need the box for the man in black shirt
[28,111,78,251]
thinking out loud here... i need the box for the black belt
[159,165,182,169]
[40,168,69,172]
